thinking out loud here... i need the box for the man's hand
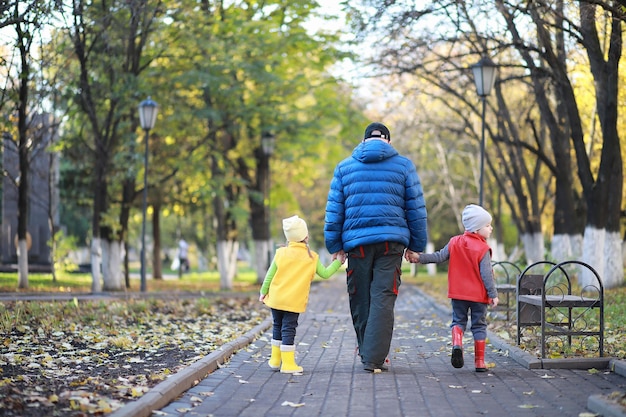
[332,250,347,264]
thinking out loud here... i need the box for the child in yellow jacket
[259,215,343,374]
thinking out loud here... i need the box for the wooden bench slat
[518,294,600,308]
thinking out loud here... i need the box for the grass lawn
[1,264,625,360]
[0,266,260,294]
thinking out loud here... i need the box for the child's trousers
[451,299,488,340]
[271,308,299,345]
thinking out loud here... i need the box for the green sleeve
[260,260,277,295]
[315,259,342,279]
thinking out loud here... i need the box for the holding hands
[404,249,420,263]
[332,250,347,264]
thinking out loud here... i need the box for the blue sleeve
[404,162,428,252]
[324,165,345,254]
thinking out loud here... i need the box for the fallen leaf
[281,401,305,407]
[518,404,539,409]
[176,407,193,412]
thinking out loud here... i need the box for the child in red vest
[259,215,343,374]
[411,204,499,372]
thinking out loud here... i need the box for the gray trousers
[347,241,404,366]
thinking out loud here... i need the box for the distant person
[178,238,189,276]
[413,204,499,372]
[324,122,428,372]
[259,215,344,374]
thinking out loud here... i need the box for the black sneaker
[363,362,389,372]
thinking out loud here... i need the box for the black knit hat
[363,122,391,140]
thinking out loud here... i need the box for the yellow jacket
[260,242,341,313]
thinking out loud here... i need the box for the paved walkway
[111,276,626,417]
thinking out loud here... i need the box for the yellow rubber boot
[268,339,281,370]
[280,345,303,374]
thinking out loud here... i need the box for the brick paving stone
[151,276,626,417]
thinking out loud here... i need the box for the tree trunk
[152,201,162,279]
[551,233,582,263]
[16,24,30,289]
[520,232,544,265]
[90,145,108,292]
[577,3,624,288]
[91,238,102,292]
[250,147,271,283]
[217,240,239,290]
[254,240,270,281]
[102,239,123,291]
[17,240,29,288]
[120,176,134,288]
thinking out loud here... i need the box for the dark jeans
[271,309,300,345]
[451,299,488,341]
[347,241,403,366]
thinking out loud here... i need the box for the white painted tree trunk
[426,242,436,275]
[254,239,271,283]
[217,239,239,290]
[520,232,544,265]
[17,239,28,289]
[551,233,582,262]
[604,230,623,288]
[102,240,123,291]
[581,226,624,289]
[91,238,102,293]
[488,238,505,262]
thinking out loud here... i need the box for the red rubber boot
[451,326,464,368]
[474,339,487,372]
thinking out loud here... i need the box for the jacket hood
[351,139,398,163]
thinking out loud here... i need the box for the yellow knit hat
[283,215,308,242]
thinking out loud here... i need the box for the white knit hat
[283,215,308,242]
[462,204,492,232]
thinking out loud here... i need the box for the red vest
[447,232,492,303]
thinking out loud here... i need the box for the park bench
[491,260,522,321]
[516,260,604,359]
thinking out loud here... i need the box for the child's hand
[489,297,499,307]
[259,293,266,303]
[404,249,419,263]
[333,250,347,264]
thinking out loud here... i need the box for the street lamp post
[471,57,497,206]
[261,132,276,266]
[138,97,158,292]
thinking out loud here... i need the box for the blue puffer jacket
[324,139,428,254]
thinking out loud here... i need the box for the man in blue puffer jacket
[324,122,428,372]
